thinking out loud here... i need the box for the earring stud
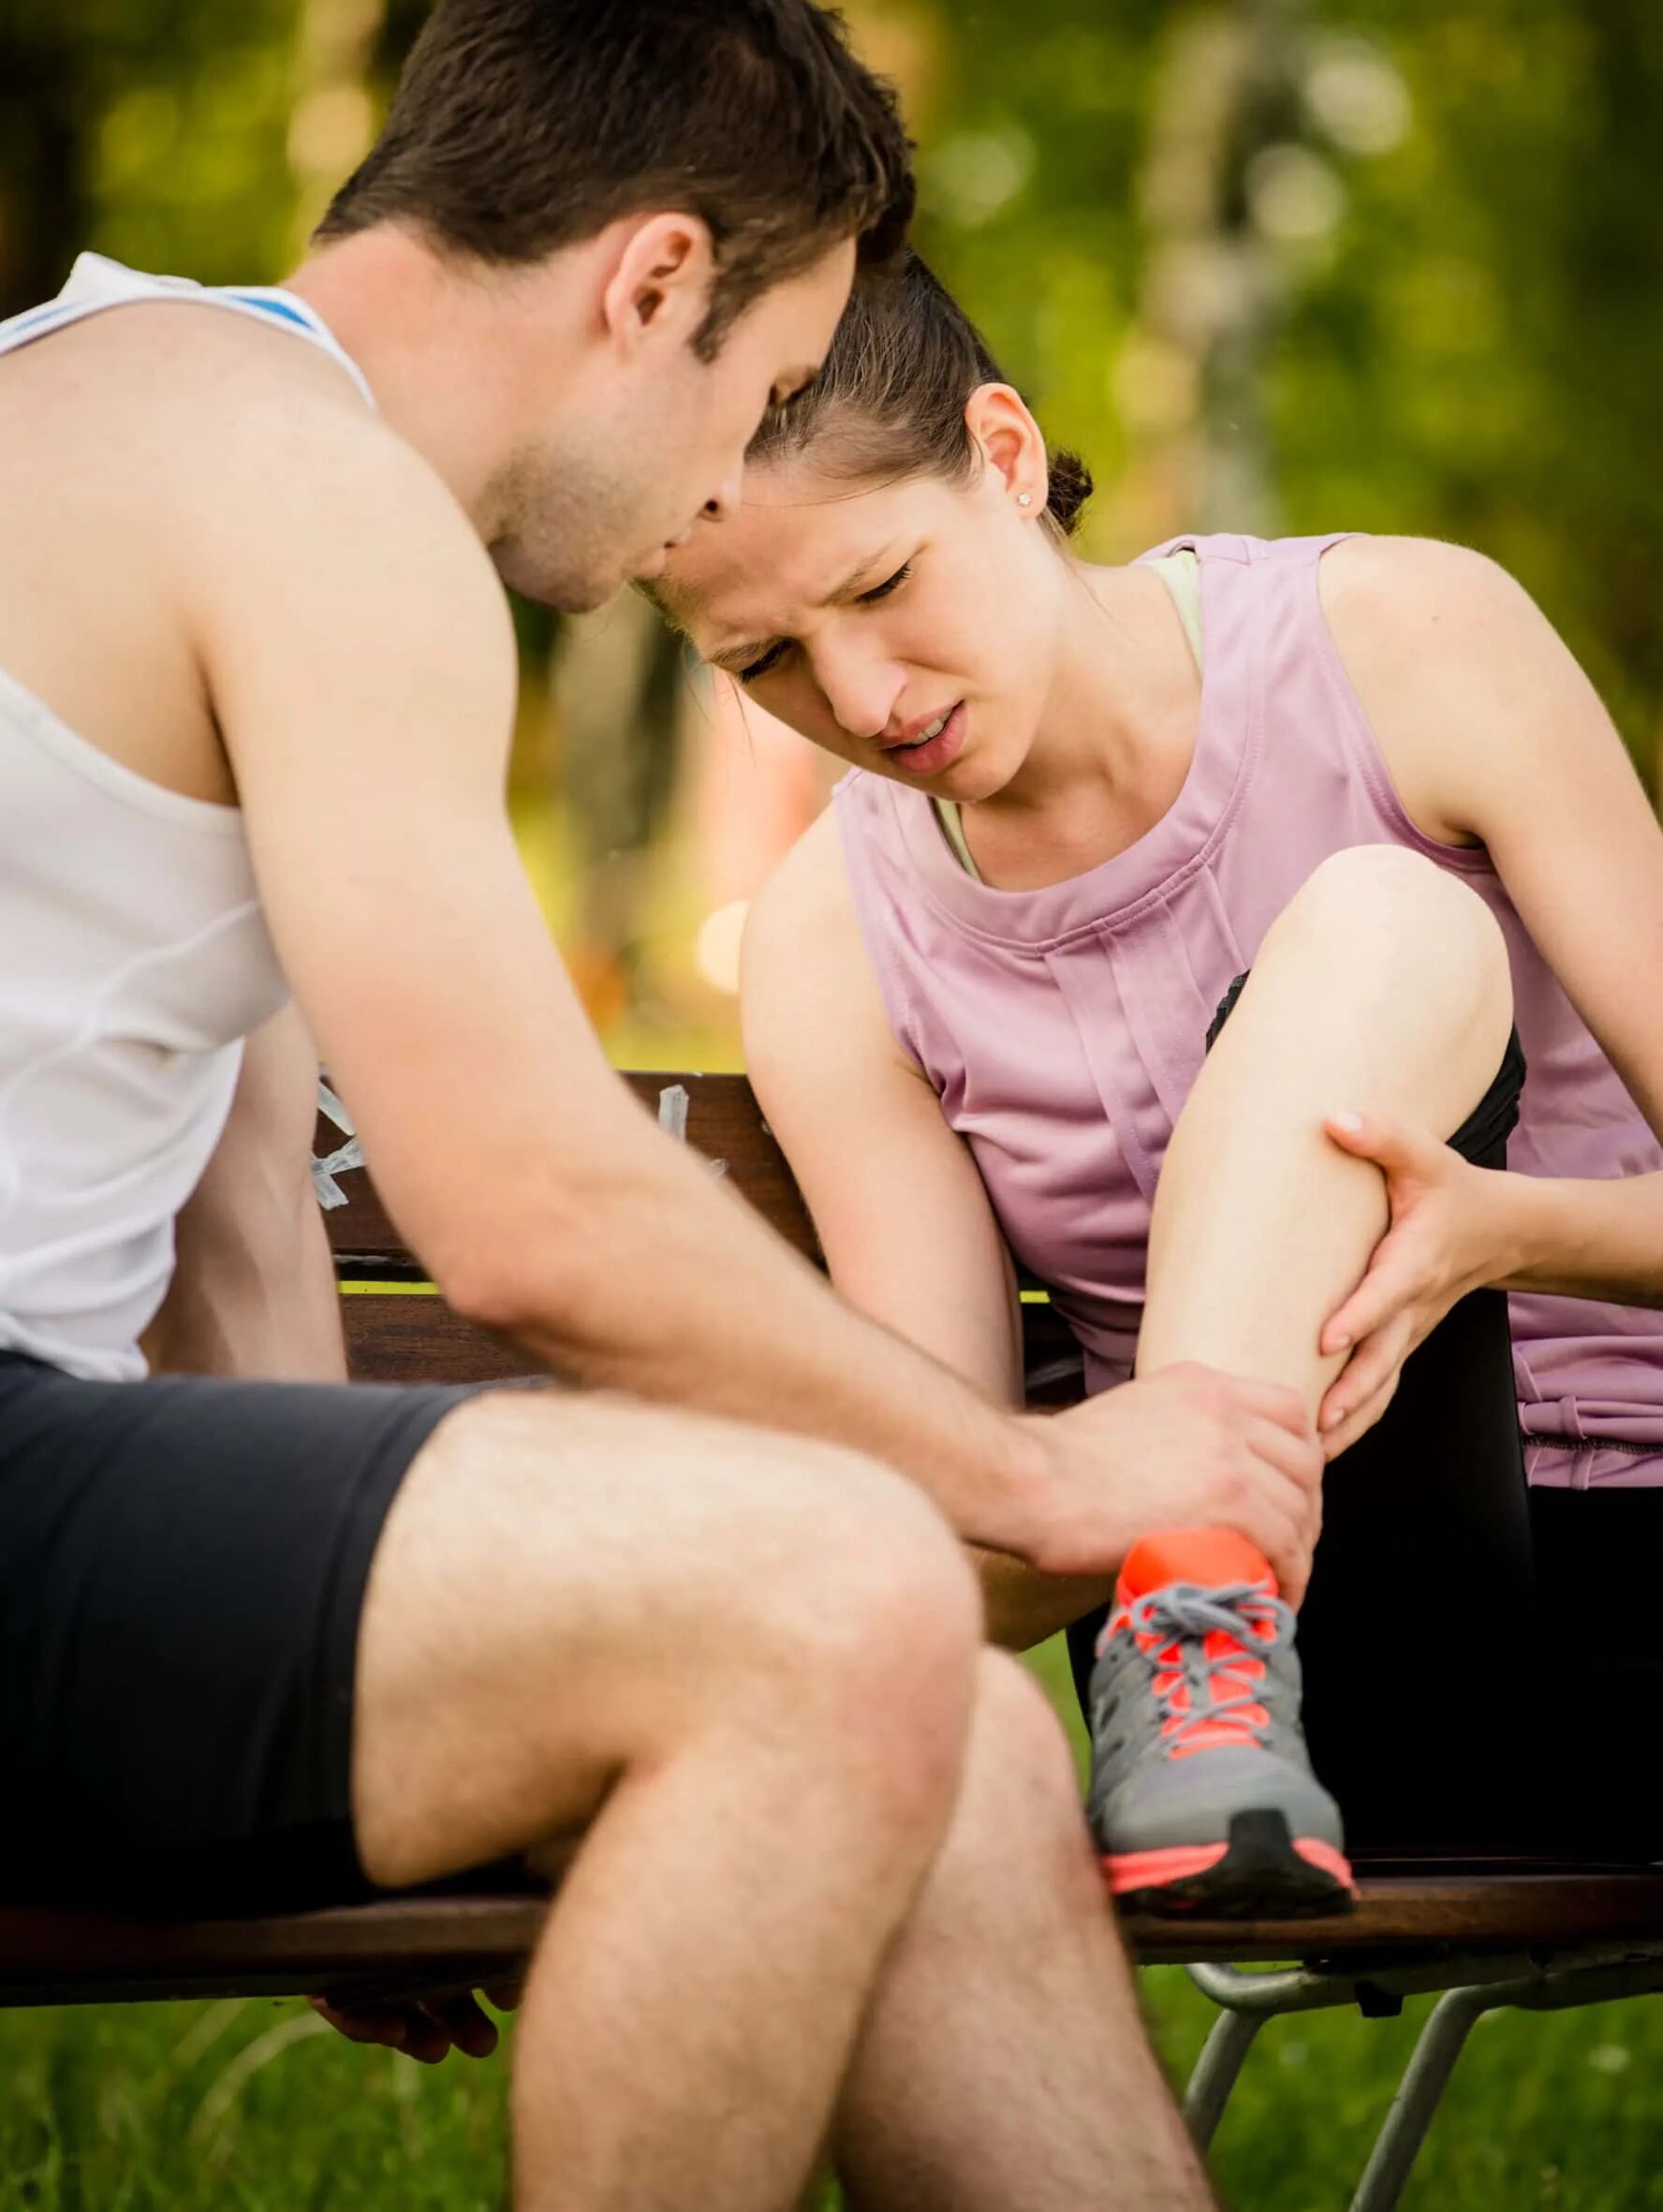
[1017,493,1033,508]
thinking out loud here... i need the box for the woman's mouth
[881,700,966,778]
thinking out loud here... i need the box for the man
[0,3,1323,2205]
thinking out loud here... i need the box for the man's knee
[757,1442,985,1826]
[359,1394,982,1860]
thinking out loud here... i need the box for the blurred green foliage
[4,0,1659,1043]
[4,0,1658,757]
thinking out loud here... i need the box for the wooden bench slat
[318,1072,819,1268]
[7,1869,1663,2007]
[342,1292,538,1387]
[324,1069,1086,1395]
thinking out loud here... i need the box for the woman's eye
[860,561,912,605]
[737,641,788,686]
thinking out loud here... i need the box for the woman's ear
[963,383,1048,512]
[600,211,718,359]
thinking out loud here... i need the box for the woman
[659,257,1663,1908]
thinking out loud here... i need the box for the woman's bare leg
[1137,845,1513,1419]
[1088,848,1517,1912]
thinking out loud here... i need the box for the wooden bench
[6,1070,1660,2208]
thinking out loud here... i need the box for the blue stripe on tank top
[0,300,82,341]
[222,292,315,332]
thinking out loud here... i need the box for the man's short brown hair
[316,0,914,353]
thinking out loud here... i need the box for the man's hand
[1017,1364,1325,1599]
[309,1982,522,2065]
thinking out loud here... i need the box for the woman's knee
[1269,847,1511,1021]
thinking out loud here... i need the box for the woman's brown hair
[746,252,1094,533]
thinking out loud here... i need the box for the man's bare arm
[176,389,1318,1582]
[144,1005,346,1381]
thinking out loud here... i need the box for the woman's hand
[308,1982,522,2064]
[1317,1109,1514,1455]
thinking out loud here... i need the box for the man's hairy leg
[831,1655,1217,2212]
[351,1389,981,2212]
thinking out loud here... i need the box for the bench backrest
[316,1073,1086,1402]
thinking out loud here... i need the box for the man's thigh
[0,1350,473,1913]
[350,1388,961,1891]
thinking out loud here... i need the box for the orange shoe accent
[1102,1840,1229,1894]
[1116,1527,1279,1603]
[1103,1836,1357,1896]
[1293,1837,1357,1892]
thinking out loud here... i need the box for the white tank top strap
[0,251,375,412]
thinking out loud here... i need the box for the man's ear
[600,212,717,359]
[964,382,1048,508]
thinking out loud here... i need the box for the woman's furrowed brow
[704,545,902,668]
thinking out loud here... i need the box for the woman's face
[663,417,1067,804]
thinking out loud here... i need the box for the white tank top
[0,254,375,1381]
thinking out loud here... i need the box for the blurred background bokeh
[4,0,1660,1072]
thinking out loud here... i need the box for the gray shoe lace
[1126,1581,1292,1757]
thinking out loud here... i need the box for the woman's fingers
[1320,1367,1404,1461]
[309,1996,430,2056]
[1322,1232,1427,1356]
[1324,1108,1436,1176]
[1320,1314,1414,1435]
[308,1989,505,2064]
[420,1993,500,2058]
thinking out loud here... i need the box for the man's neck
[283,228,575,539]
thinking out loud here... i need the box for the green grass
[6,1979,1661,2210]
[3,1639,1656,2209]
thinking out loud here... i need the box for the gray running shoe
[1087,1532,1355,1919]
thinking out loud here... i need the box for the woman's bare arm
[1323,536,1663,1304]
[743,811,1114,1647]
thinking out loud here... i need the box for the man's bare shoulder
[0,297,510,799]
[8,297,490,596]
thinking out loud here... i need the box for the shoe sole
[1105,1809,1358,1920]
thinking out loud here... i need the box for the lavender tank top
[833,532,1663,1491]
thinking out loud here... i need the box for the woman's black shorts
[0,1356,475,1914]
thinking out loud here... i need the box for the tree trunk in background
[1117,0,1310,540]
[287,0,386,252]
[0,7,90,317]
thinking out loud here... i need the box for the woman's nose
[817,642,903,745]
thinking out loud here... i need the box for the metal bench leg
[1346,1984,1490,2212]
[1184,2006,1266,2149]
[1346,1950,1663,2212]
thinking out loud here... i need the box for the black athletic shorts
[0,1356,476,1914]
